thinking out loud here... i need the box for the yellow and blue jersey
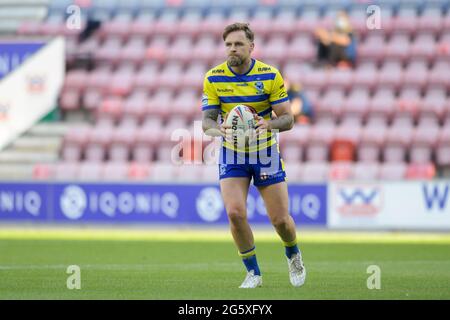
[202,58,289,152]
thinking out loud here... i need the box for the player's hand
[254,115,271,135]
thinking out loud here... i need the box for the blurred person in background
[285,79,314,124]
[314,11,357,68]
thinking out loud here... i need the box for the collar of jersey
[227,58,256,77]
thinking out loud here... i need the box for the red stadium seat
[329,161,354,181]
[405,163,436,180]
[127,162,151,180]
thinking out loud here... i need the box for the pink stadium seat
[95,37,123,64]
[420,87,448,120]
[377,60,404,90]
[145,35,171,63]
[181,62,207,91]
[418,7,443,33]
[379,162,407,180]
[78,162,103,180]
[358,33,385,63]
[107,70,134,97]
[86,67,112,92]
[352,63,378,90]
[109,126,137,162]
[300,162,329,182]
[283,162,303,182]
[283,62,308,84]
[177,10,203,37]
[306,123,335,162]
[428,60,450,89]
[353,162,380,180]
[121,90,148,125]
[201,165,219,182]
[130,12,157,36]
[157,63,184,90]
[410,124,440,164]
[248,8,273,37]
[383,126,413,163]
[436,125,450,166]
[395,87,421,123]
[260,35,289,64]
[172,90,200,120]
[272,9,296,36]
[127,162,151,180]
[85,126,114,162]
[369,88,396,122]
[315,89,345,122]
[97,97,124,125]
[98,14,133,40]
[405,163,436,180]
[133,62,159,90]
[167,36,194,63]
[393,7,418,36]
[119,36,146,64]
[176,164,204,182]
[410,33,437,62]
[327,68,353,91]
[341,88,370,124]
[61,126,91,162]
[358,125,386,163]
[329,161,354,180]
[281,144,303,163]
[154,10,180,37]
[385,33,412,62]
[286,35,315,61]
[148,162,178,181]
[146,89,176,120]
[295,8,320,33]
[60,89,81,111]
[54,162,79,181]
[402,60,429,90]
[302,68,327,91]
[64,70,88,93]
[101,162,129,181]
[32,163,55,180]
[192,36,218,64]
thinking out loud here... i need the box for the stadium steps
[0,0,48,34]
[0,121,76,179]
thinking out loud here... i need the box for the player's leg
[257,181,297,248]
[220,177,262,288]
[257,181,306,287]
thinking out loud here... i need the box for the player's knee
[226,206,247,224]
[271,215,291,230]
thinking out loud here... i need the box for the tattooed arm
[255,101,294,133]
[202,108,226,137]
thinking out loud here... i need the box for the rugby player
[201,23,306,288]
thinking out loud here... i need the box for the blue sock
[285,244,300,259]
[242,255,261,276]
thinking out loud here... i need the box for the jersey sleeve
[269,70,289,106]
[201,76,220,111]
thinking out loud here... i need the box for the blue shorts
[218,144,286,187]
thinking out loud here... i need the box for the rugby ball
[224,104,257,149]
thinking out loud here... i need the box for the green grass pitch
[0,228,449,299]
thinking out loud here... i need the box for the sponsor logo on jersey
[258,67,271,72]
[212,69,225,74]
[217,88,233,93]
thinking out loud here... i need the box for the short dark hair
[222,22,254,42]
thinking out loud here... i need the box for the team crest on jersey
[219,164,227,176]
[255,81,265,94]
